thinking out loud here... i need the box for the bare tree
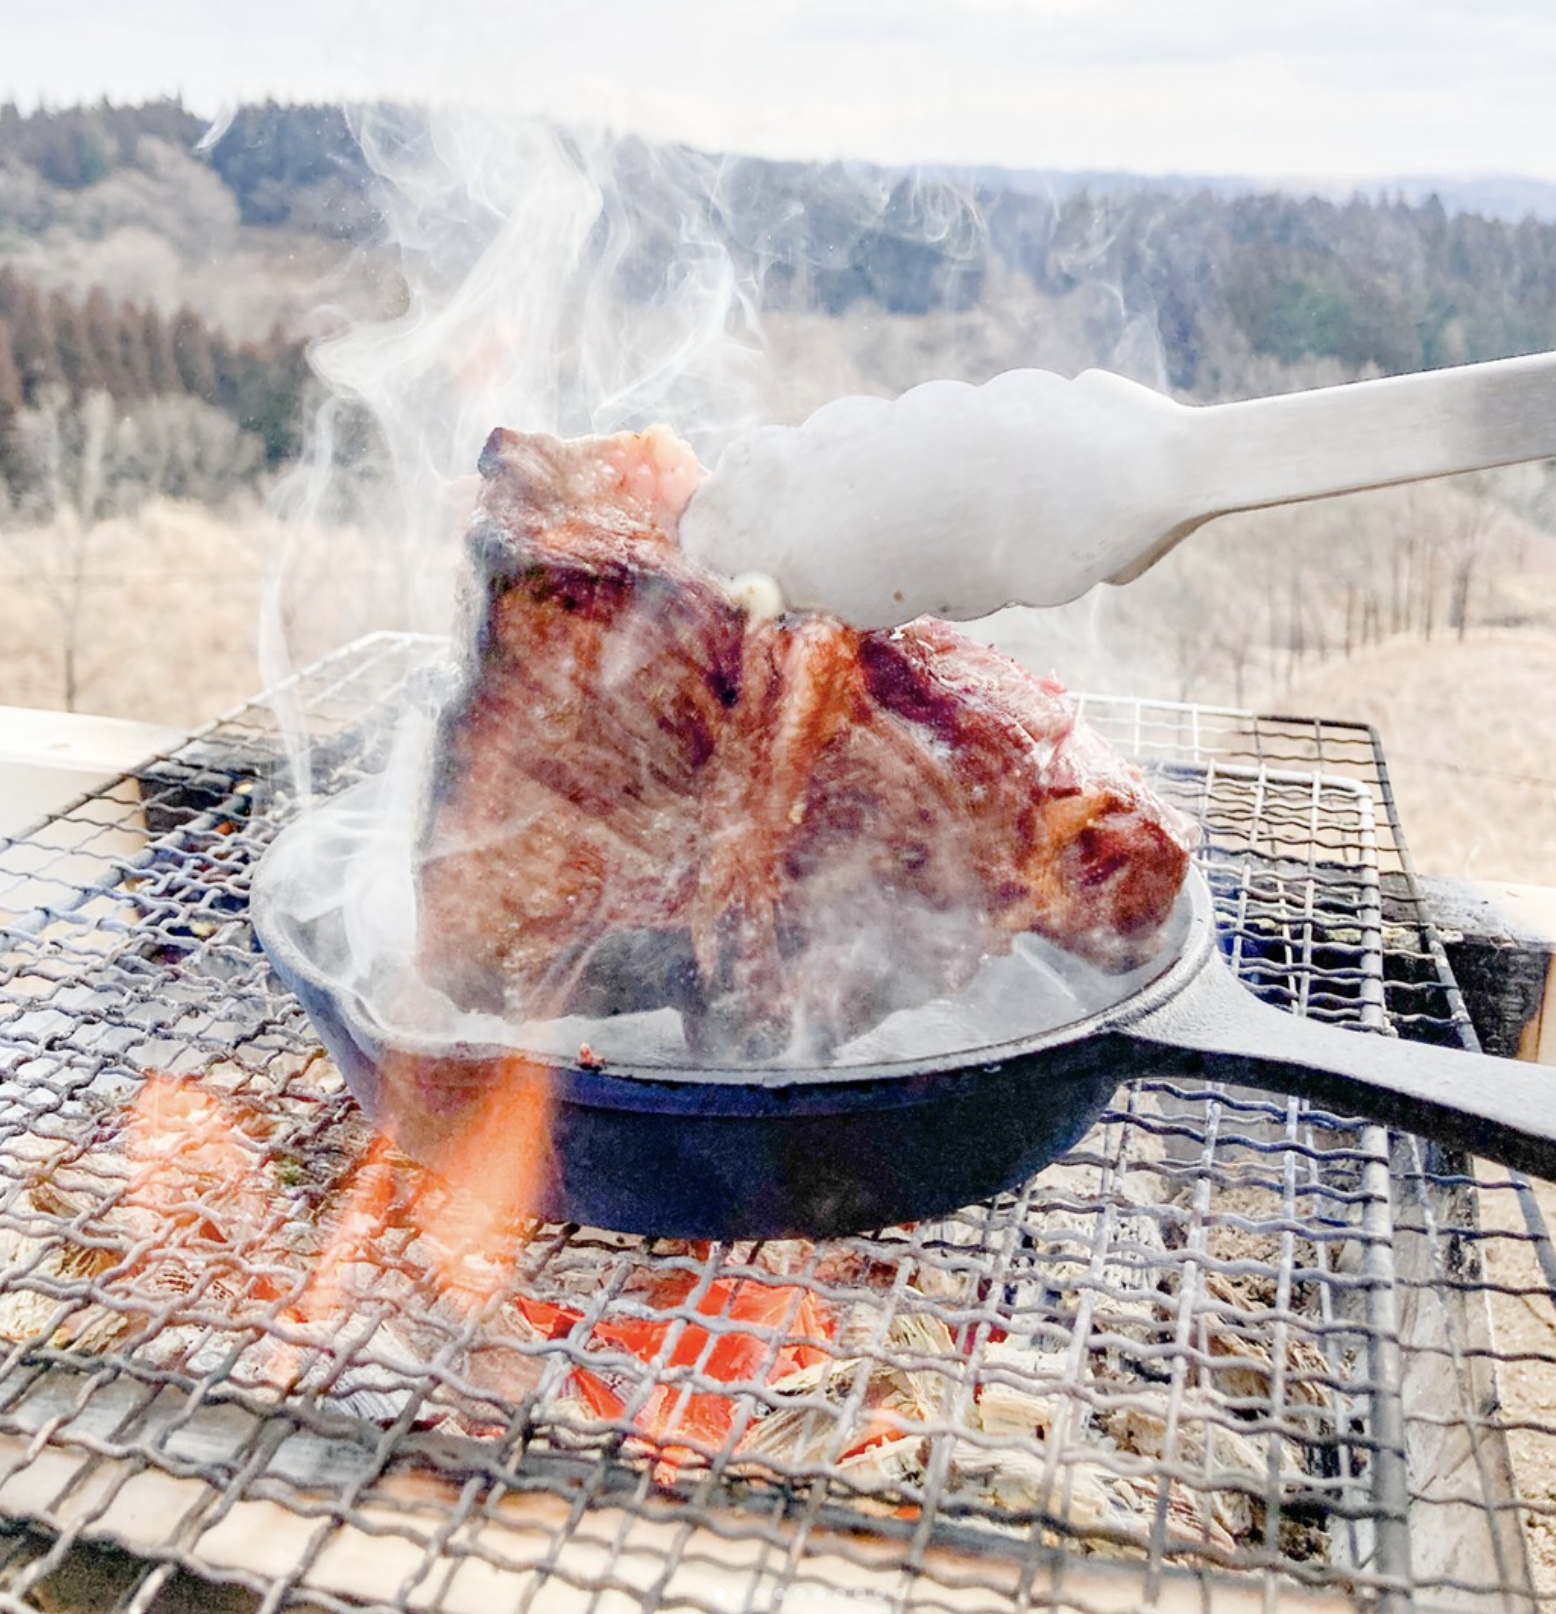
[1,385,266,710]
[6,388,113,709]
[1442,478,1496,641]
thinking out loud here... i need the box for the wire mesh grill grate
[0,633,1549,1613]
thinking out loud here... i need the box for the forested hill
[6,99,1556,391]
[5,97,1556,514]
[6,101,1556,780]
[207,103,1556,386]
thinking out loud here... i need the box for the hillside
[4,98,1556,889]
[930,164,1556,230]
[1282,630,1556,886]
[8,101,1556,392]
[0,104,375,340]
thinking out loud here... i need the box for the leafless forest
[2,103,1555,882]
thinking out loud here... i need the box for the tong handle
[1113,349,1556,584]
[1193,349,1556,517]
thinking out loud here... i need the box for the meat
[416,425,1197,1061]
[415,427,740,1022]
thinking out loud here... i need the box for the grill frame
[0,632,1548,1612]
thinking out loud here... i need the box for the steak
[416,425,1197,1060]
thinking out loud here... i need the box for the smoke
[260,114,767,718]
[254,105,777,1067]
[252,96,1189,1084]
[255,760,1184,1071]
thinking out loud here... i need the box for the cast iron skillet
[253,853,1556,1240]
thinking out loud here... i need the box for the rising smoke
[251,99,1182,1072]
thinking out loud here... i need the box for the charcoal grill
[1,631,1553,1612]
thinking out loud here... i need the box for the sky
[5,0,1556,184]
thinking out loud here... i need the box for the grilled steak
[416,425,1196,1060]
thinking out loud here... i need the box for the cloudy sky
[6,0,1556,183]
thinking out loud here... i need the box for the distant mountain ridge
[924,165,1556,225]
[7,100,1556,413]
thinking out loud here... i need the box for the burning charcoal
[0,1088,1346,1582]
[974,1105,1177,1357]
[265,1322,443,1426]
[1193,1270,1334,1411]
[1098,1390,1310,1542]
[0,1063,1340,1580]
[740,1238,816,1278]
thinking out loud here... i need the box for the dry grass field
[1282,631,1556,887]
[0,499,453,732]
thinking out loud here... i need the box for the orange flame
[284,1052,556,1328]
[390,1054,556,1309]
[124,1064,834,1480]
[290,1133,399,1325]
[122,1074,271,1240]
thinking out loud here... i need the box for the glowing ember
[0,1061,1286,1559]
[577,1274,832,1483]
[129,1062,834,1481]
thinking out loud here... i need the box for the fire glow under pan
[0,632,1552,1612]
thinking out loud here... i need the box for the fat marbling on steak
[415,425,1197,1061]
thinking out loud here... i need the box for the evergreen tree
[225,324,309,464]
[0,317,24,494]
[171,306,217,401]
[0,318,21,417]
[141,305,179,395]
[83,285,131,398]
[49,289,101,396]
[209,328,237,413]
[9,283,62,402]
[116,301,154,399]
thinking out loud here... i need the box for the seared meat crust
[417,426,1196,1059]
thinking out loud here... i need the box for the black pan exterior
[254,825,1211,1239]
[261,846,1556,1228]
[280,958,1126,1237]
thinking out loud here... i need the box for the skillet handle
[1117,955,1556,1179]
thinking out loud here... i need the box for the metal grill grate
[0,632,1550,1613]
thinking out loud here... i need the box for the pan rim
[253,790,1218,1090]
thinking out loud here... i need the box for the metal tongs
[679,351,1556,627]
